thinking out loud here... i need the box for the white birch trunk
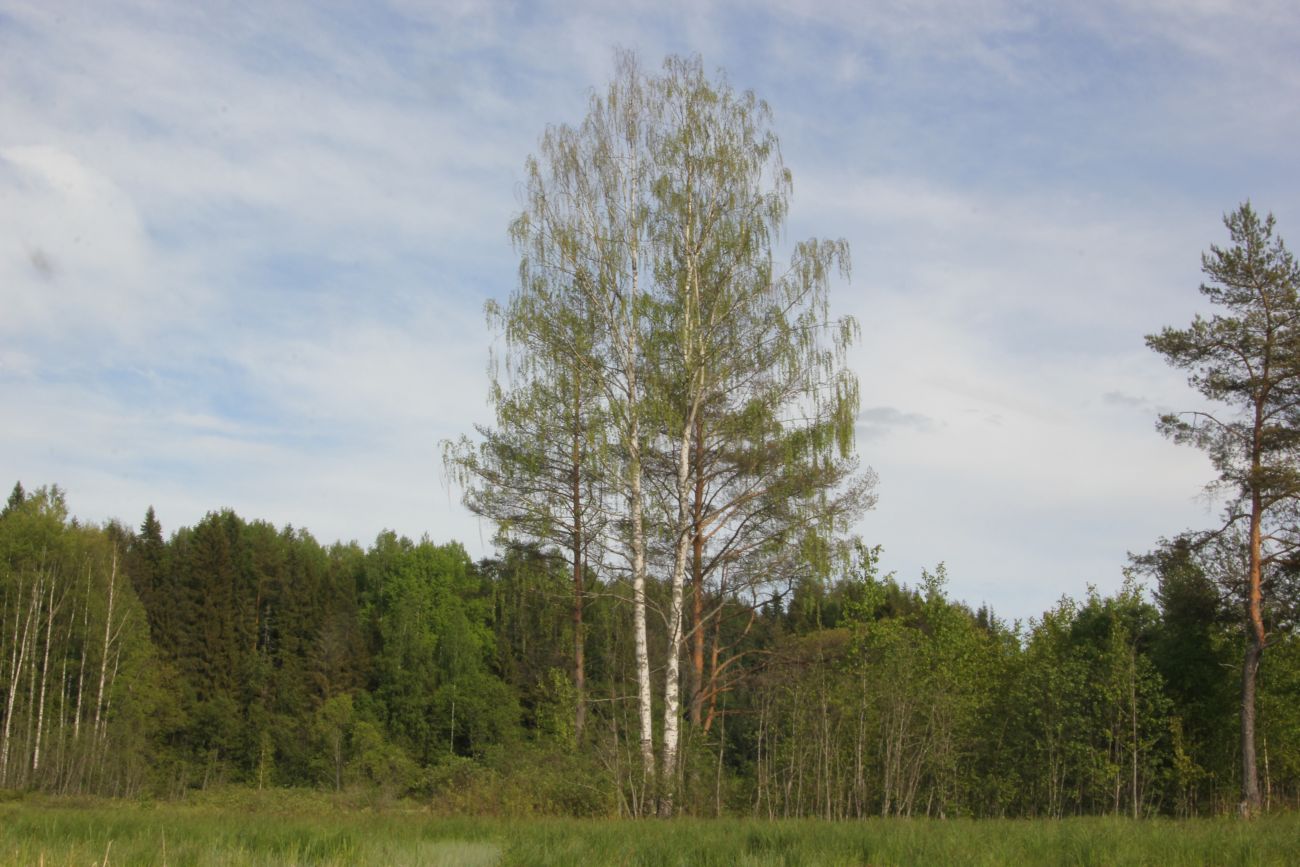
[32,573,57,775]
[55,603,72,786]
[626,247,656,803]
[0,581,21,782]
[22,572,44,784]
[1,573,40,784]
[92,550,118,739]
[96,642,122,786]
[660,166,705,815]
[659,408,697,816]
[629,431,655,794]
[73,563,91,743]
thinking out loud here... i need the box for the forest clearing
[5,6,1300,860]
[4,791,1300,866]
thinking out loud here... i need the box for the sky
[3,0,1299,621]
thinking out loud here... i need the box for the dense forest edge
[0,480,1297,819]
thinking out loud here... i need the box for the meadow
[2,790,1299,866]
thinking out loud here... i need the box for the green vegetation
[2,55,1299,831]
[2,487,1299,818]
[444,50,869,816]
[2,795,1300,865]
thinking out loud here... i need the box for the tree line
[1,485,1297,817]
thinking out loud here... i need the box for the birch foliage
[454,50,870,816]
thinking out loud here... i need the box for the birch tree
[461,50,866,815]
[505,49,660,801]
[644,55,866,815]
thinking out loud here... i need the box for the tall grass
[499,815,1300,866]
[1,791,1297,865]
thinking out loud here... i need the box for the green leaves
[1146,205,1300,500]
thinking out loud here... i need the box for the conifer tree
[2,481,25,517]
[1147,202,1300,815]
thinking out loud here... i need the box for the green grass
[1,792,1298,866]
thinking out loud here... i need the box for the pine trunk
[1240,438,1266,816]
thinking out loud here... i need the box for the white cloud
[0,145,208,349]
[786,170,1229,614]
[2,0,1297,621]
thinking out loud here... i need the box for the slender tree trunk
[1130,645,1139,819]
[98,641,122,748]
[689,415,707,727]
[1241,486,1265,816]
[611,673,633,817]
[660,406,697,816]
[22,571,45,786]
[625,268,656,811]
[754,695,768,818]
[1240,631,1263,815]
[55,601,71,787]
[703,579,726,733]
[95,642,122,790]
[791,688,804,817]
[93,550,118,740]
[1,573,39,785]
[714,689,725,817]
[32,574,57,776]
[1263,735,1272,812]
[73,563,91,744]
[661,185,706,813]
[630,444,655,800]
[571,381,587,744]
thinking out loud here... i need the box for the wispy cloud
[858,406,939,440]
[1102,391,1150,410]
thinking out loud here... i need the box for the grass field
[1,791,1298,866]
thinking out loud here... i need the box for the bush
[423,746,616,818]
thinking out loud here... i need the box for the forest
[0,482,1297,820]
[4,53,1299,823]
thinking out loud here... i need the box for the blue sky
[3,0,1299,620]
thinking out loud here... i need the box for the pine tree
[1146,202,1300,815]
